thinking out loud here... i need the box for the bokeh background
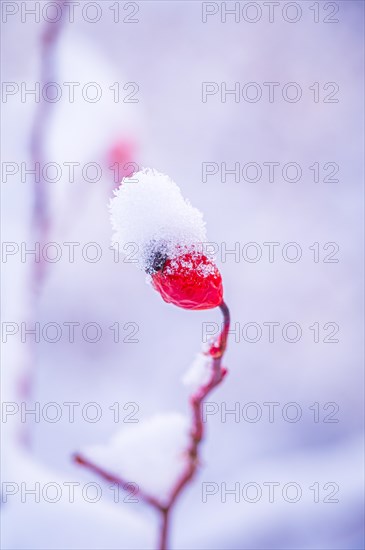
[1,1,364,549]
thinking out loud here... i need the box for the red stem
[75,301,230,550]
[159,508,170,550]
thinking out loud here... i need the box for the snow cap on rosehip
[109,168,223,310]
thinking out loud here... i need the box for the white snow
[1,444,155,550]
[182,351,213,391]
[109,168,207,272]
[82,412,190,504]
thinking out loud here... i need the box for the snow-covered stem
[75,301,230,550]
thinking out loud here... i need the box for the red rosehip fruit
[151,252,223,310]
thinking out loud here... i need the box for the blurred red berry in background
[107,138,137,187]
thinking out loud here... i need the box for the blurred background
[1,1,364,549]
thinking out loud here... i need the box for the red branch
[74,301,230,550]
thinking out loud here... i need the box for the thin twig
[30,0,65,287]
[20,1,66,447]
[73,454,165,511]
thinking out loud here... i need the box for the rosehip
[151,252,223,310]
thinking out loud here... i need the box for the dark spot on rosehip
[145,250,168,274]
